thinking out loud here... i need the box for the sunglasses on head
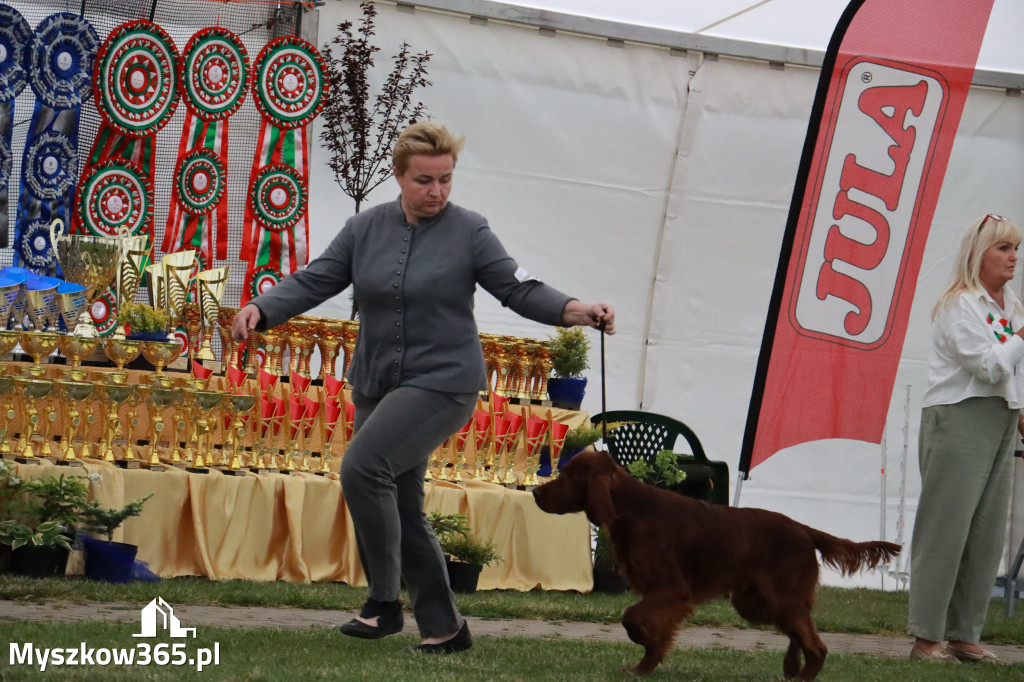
[979,214,1007,231]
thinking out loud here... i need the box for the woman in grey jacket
[232,121,615,653]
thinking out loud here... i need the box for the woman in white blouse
[908,214,1024,664]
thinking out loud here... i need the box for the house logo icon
[133,597,197,638]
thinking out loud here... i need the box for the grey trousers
[907,396,1016,644]
[340,385,477,638]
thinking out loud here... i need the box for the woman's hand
[231,304,262,342]
[562,301,615,335]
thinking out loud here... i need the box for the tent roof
[409,0,1023,84]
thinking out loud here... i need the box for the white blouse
[922,287,1024,409]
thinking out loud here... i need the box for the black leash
[598,319,608,442]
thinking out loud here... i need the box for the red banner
[740,0,995,473]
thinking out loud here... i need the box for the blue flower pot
[547,377,587,410]
[82,536,138,583]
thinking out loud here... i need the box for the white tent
[305,0,1024,588]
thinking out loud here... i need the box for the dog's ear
[586,471,617,527]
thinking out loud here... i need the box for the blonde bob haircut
[934,214,1022,318]
[392,121,465,175]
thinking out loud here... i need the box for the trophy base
[250,468,270,475]
[167,462,187,469]
[12,456,41,465]
[141,463,165,472]
[185,466,210,474]
[222,468,248,476]
[287,469,305,476]
[116,460,142,469]
[54,460,85,467]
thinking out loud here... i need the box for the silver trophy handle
[49,219,65,270]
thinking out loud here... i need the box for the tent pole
[732,471,747,507]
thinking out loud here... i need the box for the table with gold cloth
[10,456,594,592]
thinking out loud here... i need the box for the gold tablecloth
[10,459,593,592]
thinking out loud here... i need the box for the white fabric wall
[310,2,1024,588]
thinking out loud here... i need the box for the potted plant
[545,327,590,410]
[592,526,626,594]
[626,449,688,490]
[0,471,90,577]
[428,511,502,593]
[78,492,154,583]
[118,301,170,341]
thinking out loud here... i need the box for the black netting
[605,421,675,467]
[2,0,311,317]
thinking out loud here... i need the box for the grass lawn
[2,576,1022,681]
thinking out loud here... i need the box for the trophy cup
[94,382,135,465]
[284,319,318,378]
[58,335,99,381]
[14,377,54,462]
[222,393,256,475]
[113,233,150,338]
[20,330,60,377]
[260,327,288,377]
[50,219,125,338]
[0,375,14,457]
[24,283,58,331]
[218,307,241,372]
[195,267,229,367]
[0,329,19,371]
[53,380,93,466]
[141,340,183,386]
[140,385,180,470]
[339,319,359,381]
[163,250,196,330]
[55,281,90,334]
[103,337,142,383]
[312,318,345,382]
[186,390,223,473]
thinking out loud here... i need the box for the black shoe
[339,599,404,639]
[410,621,472,654]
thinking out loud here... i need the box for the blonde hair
[933,214,1022,318]
[392,121,465,175]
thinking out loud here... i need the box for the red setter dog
[533,451,900,680]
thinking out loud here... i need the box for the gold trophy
[186,390,223,473]
[141,385,180,469]
[260,327,288,377]
[24,285,57,331]
[53,380,92,466]
[113,233,151,338]
[94,382,135,465]
[0,276,22,338]
[195,267,228,367]
[218,307,241,371]
[222,393,256,475]
[14,377,54,462]
[58,335,99,381]
[54,282,90,335]
[312,318,345,382]
[141,340,183,386]
[0,329,20,371]
[50,219,125,338]
[284,319,318,378]
[0,375,14,457]
[20,330,60,377]
[163,250,196,328]
[103,337,142,383]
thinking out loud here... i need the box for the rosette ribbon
[163,27,248,268]
[12,12,98,271]
[241,36,328,304]
[0,5,32,248]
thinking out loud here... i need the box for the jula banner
[739,0,996,477]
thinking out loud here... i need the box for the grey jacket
[252,198,573,398]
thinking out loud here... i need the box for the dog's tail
[805,527,902,576]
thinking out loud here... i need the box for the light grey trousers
[340,385,477,638]
[907,396,1016,644]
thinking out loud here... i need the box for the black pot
[445,560,483,593]
[0,543,12,574]
[10,545,70,578]
[592,565,627,594]
[82,536,138,583]
[547,377,587,410]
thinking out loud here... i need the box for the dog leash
[598,318,608,442]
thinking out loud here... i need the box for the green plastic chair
[590,410,730,506]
